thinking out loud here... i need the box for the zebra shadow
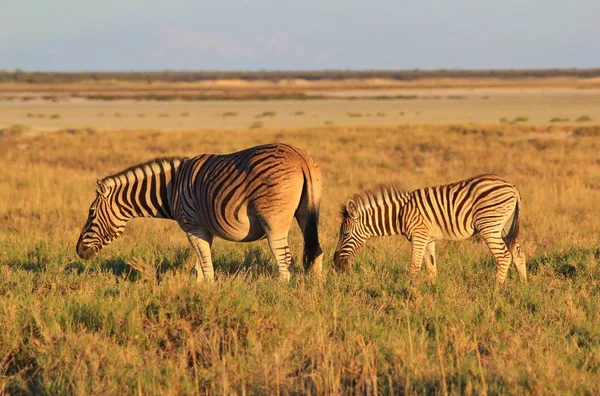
[468,246,599,281]
[65,254,191,282]
[526,247,599,280]
[215,246,280,279]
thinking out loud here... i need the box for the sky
[1,0,599,71]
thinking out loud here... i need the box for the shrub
[576,115,592,122]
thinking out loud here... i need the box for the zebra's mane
[101,157,188,186]
[340,182,411,218]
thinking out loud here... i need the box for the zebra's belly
[428,223,475,241]
[212,212,266,242]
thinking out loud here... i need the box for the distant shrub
[324,120,334,125]
[376,112,386,117]
[550,117,569,123]
[158,113,169,118]
[222,112,238,117]
[249,121,263,129]
[138,113,145,118]
[50,113,61,119]
[114,113,122,117]
[180,112,190,117]
[501,116,528,124]
[399,111,405,116]
[576,115,592,122]
[255,111,276,118]
[347,112,362,118]
[293,111,305,116]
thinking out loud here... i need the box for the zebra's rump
[174,143,319,241]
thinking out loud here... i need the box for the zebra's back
[403,174,520,241]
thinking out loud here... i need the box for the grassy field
[1,116,599,393]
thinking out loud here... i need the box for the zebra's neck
[354,185,411,237]
[103,157,186,220]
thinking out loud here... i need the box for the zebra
[76,143,324,281]
[333,174,526,285]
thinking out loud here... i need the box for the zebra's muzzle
[76,235,97,260]
[332,252,351,272]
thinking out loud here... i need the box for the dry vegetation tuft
[0,122,599,394]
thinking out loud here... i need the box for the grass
[0,123,599,394]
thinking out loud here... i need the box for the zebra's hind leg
[425,241,437,280]
[480,230,512,285]
[266,233,293,281]
[295,208,323,276]
[186,230,215,281]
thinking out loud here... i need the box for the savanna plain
[1,75,599,395]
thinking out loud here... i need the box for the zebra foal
[333,174,526,285]
[76,143,324,281]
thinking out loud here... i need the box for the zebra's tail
[299,158,323,272]
[505,190,521,253]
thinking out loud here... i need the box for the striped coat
[333,175,526,285]
[76,143,323,281]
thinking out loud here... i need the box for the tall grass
[0,124,598,394]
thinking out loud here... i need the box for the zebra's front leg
[186,230,215,281]
[266,233,293,281]
[425,241,437,280]
[409,233,429,279]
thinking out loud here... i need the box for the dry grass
[0,122,599,394]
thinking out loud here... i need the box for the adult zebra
[76,143,323,281]
[333,174,526,285]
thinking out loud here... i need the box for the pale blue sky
[1,0,598,71]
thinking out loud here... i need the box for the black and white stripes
[76,144,324,281]
[333,175,526,285]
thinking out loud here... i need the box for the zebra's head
[333,199,368,272]
[76,178,128,260]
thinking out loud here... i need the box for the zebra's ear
[346,199,359,219]
[95,177,109,197]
